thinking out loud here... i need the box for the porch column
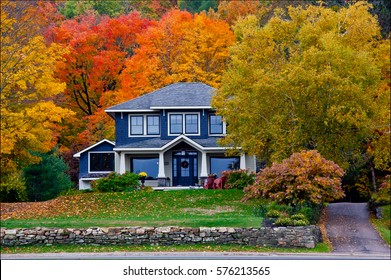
[119,152,126,174]
[157,151,166,186]
[240,153,247,171]
[114,152,120,173]
[200,151,208,179]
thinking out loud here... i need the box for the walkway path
[326,202,390,256]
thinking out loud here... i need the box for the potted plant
[138,172,148,188]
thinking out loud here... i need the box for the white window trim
[208,114,226,136]
[88,151,115,174]
[128,114,161,137]
[168,112,201,136]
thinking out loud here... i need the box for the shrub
[274,217,294,226]
[93,172,140,192]
[222,169,256,189]
[243,150,345,206]
[290,213,307,221]
[369,176,391,209]
[0,173,28,202]
[23,151,73,201]
[265,209,284,218]
[293,219,310,226]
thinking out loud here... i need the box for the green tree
[179,0,218,13]
[60,0,123,18]
[212,2,389,173]
[23,150,73,201]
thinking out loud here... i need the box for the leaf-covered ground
[0,189,261,228]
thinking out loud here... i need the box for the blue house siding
[78,141,115,179]
[115,109,215,146]
[74,83,255,189]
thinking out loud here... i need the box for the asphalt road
[1,251,389,260]
[326,202,390,257]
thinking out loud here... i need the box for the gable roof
[73,139,115,158]
[105,82,215,113]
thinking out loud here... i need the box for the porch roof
[114,136,226,152]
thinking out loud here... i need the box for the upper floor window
[185,114,198,134]
[169,113,200,135]
[130,116,143,135]
[129,114,160,136]
[170,114,183,134]
[147,116,160,135]
[209,114,223,135]
[89,152,114,173]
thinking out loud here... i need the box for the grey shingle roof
[106,82,215,111]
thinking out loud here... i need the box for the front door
[173,151,198,186]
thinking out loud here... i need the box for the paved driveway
[326,202,390,256]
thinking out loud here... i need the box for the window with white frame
[169,114,183,134]
[130,115,143,135]
[89,152,115,172]
[169,113,199,135]
[129,115,160,136]
[147,115,160,135]
[185,114,198,134]
[209,114,223,135]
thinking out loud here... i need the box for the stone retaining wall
[1,226,322,248]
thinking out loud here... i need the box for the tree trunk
[370,163,377,193]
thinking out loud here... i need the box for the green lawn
[1,189,261,229]
[1,243,330,254]
[371,204,391,246]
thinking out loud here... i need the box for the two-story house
[74,82,256,189]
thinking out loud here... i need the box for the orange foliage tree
[120,9,235,99]
[243,150,345,206]
[47,12,153,147]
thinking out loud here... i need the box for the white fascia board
[104,109,158,113]
[150,106,212,110]
[73,139,115,158]
[160,135,204,151]
[113,148,161,152]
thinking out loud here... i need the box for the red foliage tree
[243,150,345,206]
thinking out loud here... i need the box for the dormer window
[169,113,200,136]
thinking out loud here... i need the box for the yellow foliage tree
[1,1,75,176]
[212,2,389,174]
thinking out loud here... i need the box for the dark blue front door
[173,151,198,186]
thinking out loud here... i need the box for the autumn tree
[243,150,345,206]
[48,12,152,146]
[209,0,269,26]
[212,2,390,177]
[1,1,74,183]
[120,9,235,99]
[59,0,124,18]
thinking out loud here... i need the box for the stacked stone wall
[1,226,321,248]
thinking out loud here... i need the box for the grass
[0,243,330,254]
[1,189,261,229]
[1,189,332,253]
[370,204,391,246]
